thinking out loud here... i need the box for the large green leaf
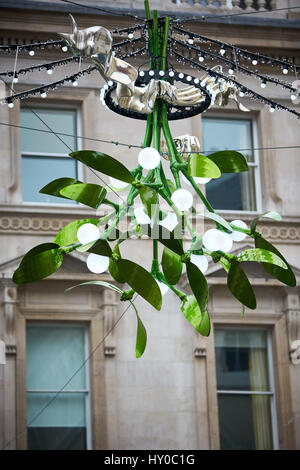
[237,248,287,269]
[86,238,112,257]
[255,236,296,287]
[227,262,256,309]
[139,185,159,220]
[161,246,183,285]
[180,295,210,336]
[188,153,221,179]
[13,243,63,284]
[116,259,162,310]
[186,261,209,315]
[70,150,135,184]
[250,211,282,233]
[39,177,81,199]
[207,150,249,173]
[60,183,107,209]
[109,243,127,283]
[130,300,147,358]
[140,224,184,256]
[54,219,99,246]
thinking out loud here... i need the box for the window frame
[201,112,262,214]
[26,321,92,450]
[214,325,279,450]
[20,102,83,206]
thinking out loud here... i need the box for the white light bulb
[134,206,151,225]
[138,147,161,170]
[107,80,113,86]
[158,281,169,296]
[8,102,14,108]
[139,70,145,77]
[171,189,193,211]
[72,80,78,87]
[228,68,234,75]
[13,77,18,83]
[77,223,100,245]
[159,212,179,232]
[128,33,134,39]
[203,228,233,252]
[109,176,129,190]
[149,70,155,76]
[169,70,174,77]
[291,94,296,101]
[194,78,199,84]
[186,75,192,81]
[239,91,245,97]
[194,177,211,184]
[87,253,109,274]
[159,70,165,76]
[62,45,68,52]
[283,68,288,75]
[252,59,258,65]
[41,92,47,98]
[190,254,208,274]
[199,55,204,62]
[188,38,194,45]
[220,48,225,56]
[269,107,275,113]
[29,50,35,56]
[179,73,184,79]
[47,68,53,75]
[261,81,266,88]
[230,219,247,242]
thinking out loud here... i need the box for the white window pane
[215,329,270,391]
[22,156,77,203]
[26,325,86,390]
[21,108,77,154]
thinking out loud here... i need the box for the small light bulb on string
[269,107,275,113]
[47,68,53,75]
[198,54,204,63]
[203,228,233,252]
[28,49,35,56]
[138,147,161,170]
[171,189,193,211]
[77,223,100,245]
[220,47,226,56]
[190,254,208,274]
[159,212,179,232]
[169,70,174,78]
[72,79,78,87]
[62,45,68,52]
[239,90,245,97]
[149,70,155,76]
[283,67,288,75]
[109,176,129,190]
[13,76,18,84]
[41,92,47,98]
[134,206,151,225]
[261,80,267,88]
[87,253,109,274]
[107,80,113,86]
[128,33,134,39]
[8,102,14,109]
[157,281,169,296]
[230,219,247,242]
[291,94,296,101]
[188,37,194,45]
[159,70,165,76]
[228,68,234,75]
[252,59,258,66]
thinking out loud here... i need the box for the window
[26,323,91,450]
[202,116,260,211]
[21,106,78,203]
[215,328,278,450]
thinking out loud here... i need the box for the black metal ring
[101,70,212,121]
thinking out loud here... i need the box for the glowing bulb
[62,45,68,52]
[261,81,266,88]
[291,94,296,101]
[228,68,234,75]
[87,253,109,274]
[269,107,275,113]
[199,55,204,62]
[283,68,288,75]
[13,76,18,83]
[128,33,134,39]
[194,78,199,84]
[108,80,113,86]
[139,70,145,77]
[203,229,233,252]
[194,177,211,184]
[138,147,161,170]
[239,91,245,97]
[186,75,192,81]
[8,102,14,108]
[77,223,100,245]
[29,50,35,56]
[169,70,174,77]
[188,38,194,45]
[220,48,225,56]
[190,254,208,274]
[252,59,258,65]
[159,70,165,76]
[230,219,247,242]
[179,73,184,79]
[109,176,129,190]
[159,212,178,232]
[134,206,151,224]
[41,92,47,98]
[149,70,155,76]
[72,80,78,87]
[157,281,169,296]
[47,68,53,75]
[171,189,193,211]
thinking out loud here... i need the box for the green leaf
[65,280,123,294]
[129,300,147,358]
[204,211,233,232]
[227,262,256,309]
[60,183,107,209]
[255,236,296,287]
[219,257,231,273]
[180,295,210,336]
[186,261,209,314]
[140,224,184,256]
[39,177,81,199]
[86,238,112,257]
[237,248,287,269]
[70,150,135,184]
[207,151,249,173]
[139,185,159,220]
[161,246,183,285]
[54,219,99,246]
[116,259,162,310]
[109,243,127,283]
[188,153,221,179]
[250,211,282,233]
[13,243,63,284]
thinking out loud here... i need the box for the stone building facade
[0,0,299,450]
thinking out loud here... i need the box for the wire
[58,0,145,21]
[1,294,138,450]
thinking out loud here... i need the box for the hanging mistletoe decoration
[10,1,297,358]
